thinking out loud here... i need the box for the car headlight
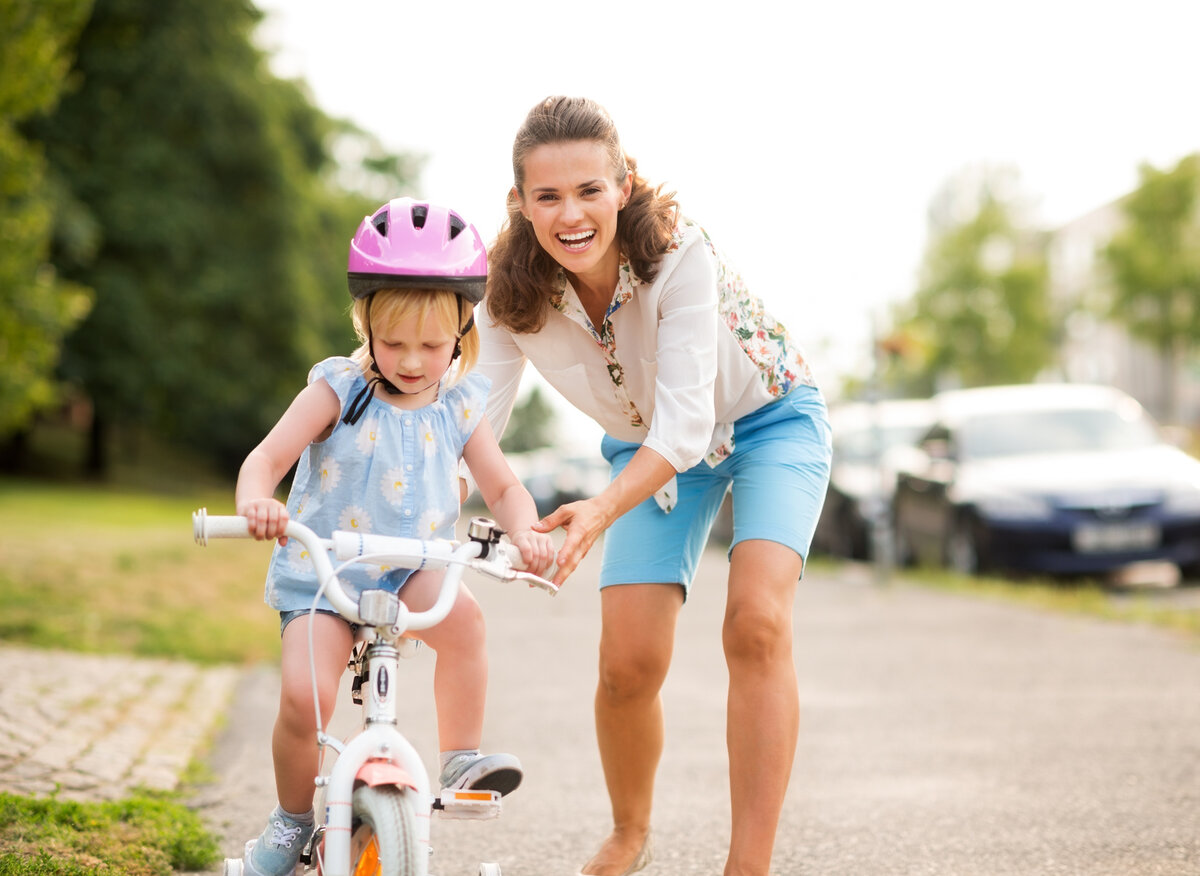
[1164,487,1200,515]
[975,492,1053,520]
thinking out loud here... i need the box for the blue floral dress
[264,356,489,613]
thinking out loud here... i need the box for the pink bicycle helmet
[347,197,487,303]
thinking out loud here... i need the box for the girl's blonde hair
[350,288,479,383]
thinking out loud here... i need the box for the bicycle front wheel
[347,784,421,876]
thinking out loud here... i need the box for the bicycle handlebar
[192,508,556,637]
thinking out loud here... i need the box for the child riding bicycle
[233,197,555,876]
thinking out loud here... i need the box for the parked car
[812,398,935,559]
[891,383,1200,578]
[503,448,611,517]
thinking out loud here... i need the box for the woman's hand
[534,495,615,587]
[237,497,290,544]
[508,528,557,578]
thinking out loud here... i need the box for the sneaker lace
[268,819,304,849]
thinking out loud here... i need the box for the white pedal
[435,787,502,820]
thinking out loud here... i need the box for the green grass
[0,479,281,665]
[892,564,1200,641]
[0,791,218,876]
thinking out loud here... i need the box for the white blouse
[476,220,816,480]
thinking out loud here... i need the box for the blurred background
[3,0,1200,583]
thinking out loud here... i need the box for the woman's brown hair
[487,96,679,334]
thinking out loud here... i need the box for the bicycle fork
[317,640,432,876]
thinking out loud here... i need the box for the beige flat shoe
[575,833,652,876]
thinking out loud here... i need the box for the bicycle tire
[346,784,421,876]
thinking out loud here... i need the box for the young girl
[234,198,555,876]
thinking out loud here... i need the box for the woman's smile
[558,229,596,251]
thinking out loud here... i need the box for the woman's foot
[576,830,652,876]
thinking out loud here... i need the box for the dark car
[891,383,1200,578]
[812,398,935,559]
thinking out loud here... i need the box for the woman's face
[515,140,632,290]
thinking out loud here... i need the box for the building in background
[1047,199,1200,427]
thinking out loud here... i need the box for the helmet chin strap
[341,296,474,426]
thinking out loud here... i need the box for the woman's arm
[475,315,528,442]
[235,379,340,542]
[534,443,676,586]
[462,415,555,576]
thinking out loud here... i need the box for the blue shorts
[599,385,831,596]
[279,608,358,637]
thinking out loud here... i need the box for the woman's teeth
[558,230,594,250]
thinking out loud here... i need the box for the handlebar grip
[193,509,252,544]
[493,541,526,569]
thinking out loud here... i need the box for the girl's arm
[235,379,340,542]
[461,414,555,576]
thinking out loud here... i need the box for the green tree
[886,166,1053,394]
[27,0,420,473]
[499,385,557,454]
[1103,153,1200,423]
[0,0,94,441]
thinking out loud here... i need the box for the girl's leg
[580,582,683,876]
[403,570,487,750]
[273,612,355,813]
[723,539,803,876]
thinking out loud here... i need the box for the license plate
[1072,522,1161,553]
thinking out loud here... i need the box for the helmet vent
[448,214,466,239]
[410,204,428,229]
[371,211,388,236]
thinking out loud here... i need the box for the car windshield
[836,423,929,463]
[958,406,1159,459]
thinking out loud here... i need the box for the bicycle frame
[193,509,555,876]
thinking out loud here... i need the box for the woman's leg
[274,613,355,813]
[723,539,803,876]
[581,582,684,876]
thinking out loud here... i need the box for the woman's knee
[722,602,792,666]
[597,642,671,702]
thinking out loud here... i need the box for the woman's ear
[620,171,632,206]
[510,186,528,220]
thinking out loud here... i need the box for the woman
[477,96,832,876]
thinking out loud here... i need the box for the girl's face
[515,139,632,293]
[372,308,458,408]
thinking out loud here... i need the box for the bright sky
[253,0,1198,408]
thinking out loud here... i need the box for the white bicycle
[193,509,557,876]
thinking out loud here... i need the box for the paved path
[3,545,1199,875]
[0,647,238,801]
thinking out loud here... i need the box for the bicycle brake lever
[508,569,559,595]
[473,557,559,594]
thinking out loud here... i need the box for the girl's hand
[237,497,290,544]
[509,528,556,578]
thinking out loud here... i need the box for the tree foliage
[884,166,1054,395]
[0,0,94,436]
[1103,153,1200,419]
[24,0,420,473]
[499,385,557,454]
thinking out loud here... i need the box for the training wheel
[479,864,502,876]
[222,859,244,876]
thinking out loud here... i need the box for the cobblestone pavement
[0,645,240,801]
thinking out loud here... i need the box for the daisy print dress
[264,356,489,614]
